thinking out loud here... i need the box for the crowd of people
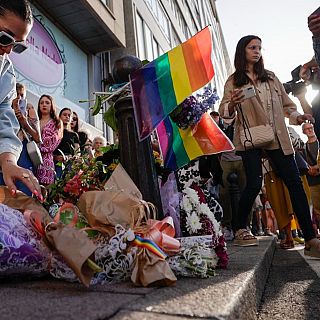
[0,0,320,262]
[205,10,320,257]
[1,84,109,191]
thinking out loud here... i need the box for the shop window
[144,24,153,61]
[144,0,170,40]
[136,13,146,60]
[152,37,159,59]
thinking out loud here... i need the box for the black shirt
[78,131,88,151]
[54,129,80,156]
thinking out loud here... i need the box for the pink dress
[36,120,61,185]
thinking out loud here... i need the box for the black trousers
[237,148,315,241]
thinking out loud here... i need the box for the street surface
[258,244,320,320]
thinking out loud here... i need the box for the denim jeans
[238,148,315,241]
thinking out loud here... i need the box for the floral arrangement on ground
[45,144,120,206]
[179,183,228,269]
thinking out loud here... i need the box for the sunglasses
[0,31,28,54]
[72,117,78,121]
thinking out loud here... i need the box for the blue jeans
[238,148,315,241]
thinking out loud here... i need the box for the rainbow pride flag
[130,26,214,141]
[157,113,234,170]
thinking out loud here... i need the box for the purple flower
[170,87,219,129]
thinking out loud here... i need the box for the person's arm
[0,102,41,198]
[12,99,41,143]
[308,14,320,66]
[293,86,313,115]
[300,57,318,81]
[218,76,244,118]
[277,77,314,124]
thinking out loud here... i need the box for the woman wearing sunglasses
[0,0,42,200]
[70,111,90,153]
[219,35,320,257]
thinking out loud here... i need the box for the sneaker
[293,237,305,244]
[234,229,259,247]
[264,228,274,237]
[222,227,234,241]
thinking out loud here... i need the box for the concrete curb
[225,237,276,320]
[0,237,276,320]
[111,237,276,320]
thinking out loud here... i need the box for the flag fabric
[156,113,234,171]
[130,26,214,141]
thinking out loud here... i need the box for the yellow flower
[108,163,118,171]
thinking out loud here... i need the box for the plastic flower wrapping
[170,86,219,129]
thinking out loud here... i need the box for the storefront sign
[10,18,64,87]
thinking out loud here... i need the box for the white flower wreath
[181,187,221,236]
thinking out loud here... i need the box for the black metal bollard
[227,172,241,231]
[114,96,163,218]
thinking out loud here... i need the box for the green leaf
[103,104,117,131]
[91,96,102,116]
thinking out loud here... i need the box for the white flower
[185,187,199,202]
[182,195,193,213]
[186,212,202,234]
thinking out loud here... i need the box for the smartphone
[242,86,256,100]
[19,98,27,115]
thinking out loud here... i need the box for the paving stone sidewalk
[0,237,276,320]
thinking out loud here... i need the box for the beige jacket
[219,71,301,155]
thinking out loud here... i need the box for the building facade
[19,0,126,139]
[21,0,231,140]
[109,0,232,98]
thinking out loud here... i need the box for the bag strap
[237,104,255,149]
[20,128,31,143]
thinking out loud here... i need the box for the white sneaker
[223,227,234,241]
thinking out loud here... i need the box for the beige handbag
[239,124,274,149]
[238,81,275,150]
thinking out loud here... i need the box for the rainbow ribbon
[133,235,167,260]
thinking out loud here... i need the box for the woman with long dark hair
[36,95,62,185]
[70,111,89,152]
[219,35,320,256]
[53,108,80,178]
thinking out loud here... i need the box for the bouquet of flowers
[45,145,120,206]
[180,183,228,269]
[168,236,218,278]
[181,185,219,236]
[170,86,219,129]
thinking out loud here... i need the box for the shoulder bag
[238,82,275,150]
[21,128,43,168]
